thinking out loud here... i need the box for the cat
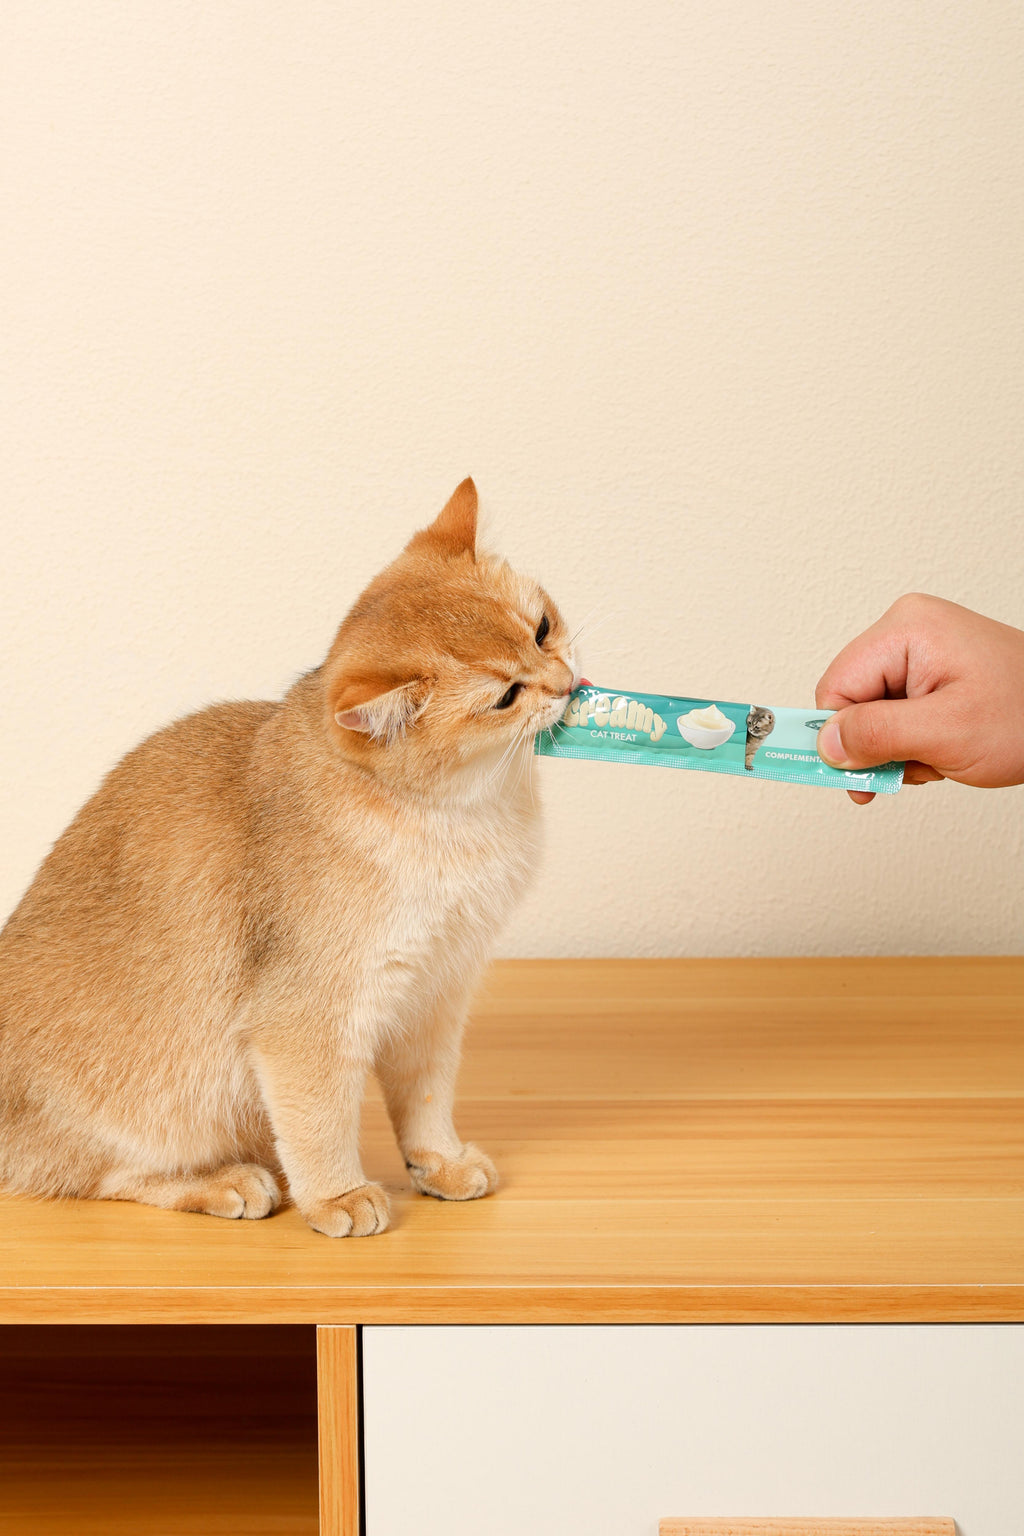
[744,705,775,770]
[0,479,574,1237]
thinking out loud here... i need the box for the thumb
[817,696,946,771]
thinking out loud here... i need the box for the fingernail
[817,718,847,767]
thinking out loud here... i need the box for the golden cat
[0,480,573,1236]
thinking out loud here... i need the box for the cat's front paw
[303,1183,390,1237]
[405,1144,498,1201]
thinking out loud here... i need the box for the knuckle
[893,591,938,621]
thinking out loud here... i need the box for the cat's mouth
[535,694,571,734]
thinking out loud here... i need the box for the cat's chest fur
[371,792,533,947]
[301,775,538,1000]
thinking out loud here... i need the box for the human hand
[815,593,1024,805]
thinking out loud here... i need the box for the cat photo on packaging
[0,480,574,1237]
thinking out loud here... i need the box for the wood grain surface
[1,958,1022,1323]
[317,1327,360,1536]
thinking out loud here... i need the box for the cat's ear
[409,477,478,560]
[332,672,428,744]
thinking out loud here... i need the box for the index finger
[815,612,912,710]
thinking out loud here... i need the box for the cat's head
[322,479,575,795]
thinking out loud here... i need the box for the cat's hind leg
[98,1162,281,1219]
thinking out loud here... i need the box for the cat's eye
[494,683,523,710]
[535,614,549,646]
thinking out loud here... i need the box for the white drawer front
[362,1325,1024,1536]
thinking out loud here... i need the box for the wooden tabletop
[1,958,1022,1324]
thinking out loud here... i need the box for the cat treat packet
[536,684,904,794]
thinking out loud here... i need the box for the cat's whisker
[568,613,626,654]
[566,601,613,638]
[523,725,538,805]
[514,722,537,796]
[497,724,530,779]
[483,722,530,790]
[566,604,623,652]
[564,611,600,653]
[497,719,534,803]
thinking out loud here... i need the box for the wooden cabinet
[1,960,1022,1534]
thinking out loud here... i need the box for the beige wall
[2,1,1023,956]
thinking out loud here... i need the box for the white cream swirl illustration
[676,703,736,748]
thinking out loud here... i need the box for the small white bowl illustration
[676,715,736,750]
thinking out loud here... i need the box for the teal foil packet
[535,685,904,794]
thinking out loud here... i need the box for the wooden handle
[660,1522,957,1536]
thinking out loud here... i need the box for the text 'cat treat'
[537,684,905,793]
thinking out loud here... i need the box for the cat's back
[0,698,278,966]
